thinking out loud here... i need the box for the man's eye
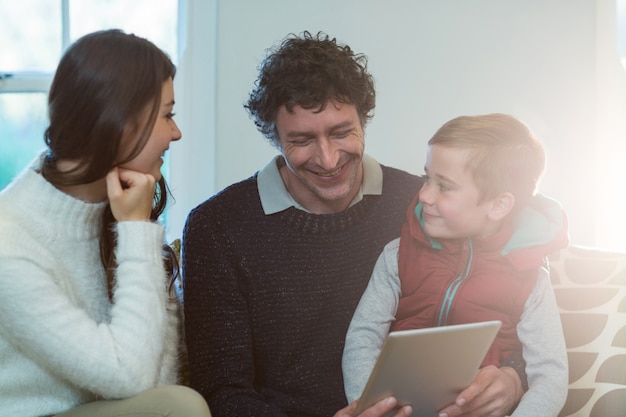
[291,138,312,146]
[331,130,351,139]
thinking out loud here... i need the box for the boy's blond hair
[428,113,545,210]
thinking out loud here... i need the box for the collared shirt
[257,154,383,215]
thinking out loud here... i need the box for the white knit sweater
[0,157,180,417]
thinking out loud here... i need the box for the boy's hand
[438,365,522,417]
[106,167,155,221]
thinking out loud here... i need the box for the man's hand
[438,365,523,417]
[106,167,155,222]
[334,397,412,417]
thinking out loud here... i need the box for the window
[617,0,626,69]
[0,0,178,190]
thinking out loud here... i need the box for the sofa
[548,245,626,417]
[172,241,626,416]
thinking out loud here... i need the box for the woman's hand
[106,167,155,221]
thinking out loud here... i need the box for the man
[182,31,523,417]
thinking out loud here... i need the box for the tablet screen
[353,320,501,417]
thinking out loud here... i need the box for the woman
[0,30,210,417]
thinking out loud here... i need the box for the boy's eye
[438,182,450,191]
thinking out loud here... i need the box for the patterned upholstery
[549,245,626,417]
[171,239,626,410]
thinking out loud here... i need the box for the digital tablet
[353,320,502,417]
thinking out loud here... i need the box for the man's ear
[488,192,515,221]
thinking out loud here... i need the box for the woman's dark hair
[244,31,376,148]
[41,29,178,298]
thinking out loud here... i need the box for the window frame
[0,73,52,93]
[0,0,68,95]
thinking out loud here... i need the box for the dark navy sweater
[182,165,422,417]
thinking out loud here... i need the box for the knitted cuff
[500,351,529,392]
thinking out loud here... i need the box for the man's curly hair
[244,31,376,148]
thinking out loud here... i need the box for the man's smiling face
[275,100,365,214]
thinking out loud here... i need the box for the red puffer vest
[391,192,568,367]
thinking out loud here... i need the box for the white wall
[169,0,626,252]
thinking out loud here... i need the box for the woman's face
[118,77,181,180]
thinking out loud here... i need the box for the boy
[342,113,569,417]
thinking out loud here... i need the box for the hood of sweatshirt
[408,193,569,271]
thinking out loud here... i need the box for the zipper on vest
[437,240,473,326]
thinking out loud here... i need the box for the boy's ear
[488,192,515,221]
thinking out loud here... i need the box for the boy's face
[419,144,500,240]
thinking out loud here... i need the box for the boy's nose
[419,182,434,205]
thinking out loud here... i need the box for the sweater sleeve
[510,268,568,417]
[182,207,290,417]
[342,238,402,403]
[0,221,170,399]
